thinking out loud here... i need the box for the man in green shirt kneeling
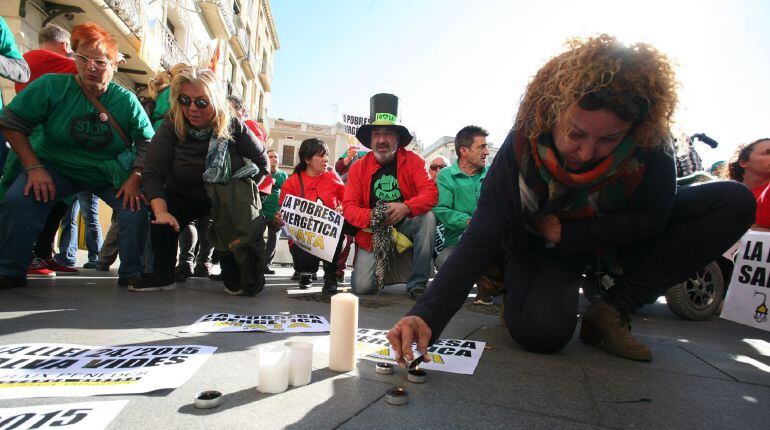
[433,126,492,304]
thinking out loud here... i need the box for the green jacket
[432,161,488,248]
[261,168,288,218]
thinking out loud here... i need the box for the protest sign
[341,113,369,136]
[182,313,330,333]
[317,328,485,375]
[280,195,344,262]
[0,401,127,430]
[722,231,770,332]
[0,343,216,399]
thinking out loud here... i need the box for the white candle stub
[257,345,290,394]
[286,341,313,387]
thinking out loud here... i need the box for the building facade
[1,0,278,126]
[422,135,499,166]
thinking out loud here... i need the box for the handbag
[74,76,135,171]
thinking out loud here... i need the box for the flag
[209,40,221,72]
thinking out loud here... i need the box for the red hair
[70,23,119,61]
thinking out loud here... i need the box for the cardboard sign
[341,113,370,136]
[182,313,330,333]
[316,328,486,375]
[0,401,127,430]
[280,195,344,262]
[722,231,770,331]
[0,344,215,399]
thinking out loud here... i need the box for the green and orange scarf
[515,129,646,223]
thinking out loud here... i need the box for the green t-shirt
[4,74,154,187]
[0,17,24,108]
[152,86,171,131]
[261,168,288,218]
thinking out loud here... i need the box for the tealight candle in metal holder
[385,387,409,405]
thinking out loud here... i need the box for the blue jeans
[351,212,436,295]
[0,167,148,279]
[55,192,103,266]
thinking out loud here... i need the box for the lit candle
[257,345,290,394]
[286,341,313,387]
[329,288,358,372]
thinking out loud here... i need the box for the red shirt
[15,49,77,93]
[244,119,267,142]
[751,182,770,227]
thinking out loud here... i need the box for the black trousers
[32,201,68,259]
[151,189,211,276]
[503,181,756,353]
[289,237,345,280]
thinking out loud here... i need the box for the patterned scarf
[200,130,259,185]
[515,129,646,222]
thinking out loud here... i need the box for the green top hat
[356,93,413,148]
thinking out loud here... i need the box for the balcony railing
[160,25,190,70]
[197,0,236,38]
[105,0,143,34]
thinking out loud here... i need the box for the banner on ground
[280,195,344,262]
[317,328,485,375]
[182,313,330,333]
[722,231,770,332]
[0,344,216,399]
[341,113,370,137]
[0,401,127,430]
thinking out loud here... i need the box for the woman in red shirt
[279,138,345,293]
[726,138,770,229]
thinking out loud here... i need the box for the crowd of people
[0,19,764,362]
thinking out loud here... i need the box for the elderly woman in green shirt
[0,23,153,289]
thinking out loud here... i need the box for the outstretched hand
[386,316,432,367]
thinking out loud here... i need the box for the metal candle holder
[193,390,223,409]
[385,387,409,405]
[407,368,427,383]
[375,362,395,375]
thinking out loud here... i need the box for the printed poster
[0,401,127,430]
[722,231,770,331]
[317,328,486,375]
[0,344,216,399]
[280,195,344,262]
[182,313,330,333]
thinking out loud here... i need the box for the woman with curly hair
[388,35,755,362]
[725,138,770,229]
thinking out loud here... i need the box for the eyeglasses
[430,164,447,171]
[177,95,211,109]
[578,88,649,123]
[73,52,111,70]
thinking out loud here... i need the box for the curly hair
[725,138,770,182]
[515,34,678,149]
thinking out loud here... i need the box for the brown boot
[580,301,652,362]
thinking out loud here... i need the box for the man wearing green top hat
[342,93,438,300]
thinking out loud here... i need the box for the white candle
[286,341,313,387]
[257,345,290,394]
[329,288,358,372]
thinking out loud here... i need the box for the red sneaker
[44,258,79,274]
[28,258,56,278]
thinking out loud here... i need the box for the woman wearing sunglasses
[388,35,755,363]
[136,67,269,294]
[0,22,154,289]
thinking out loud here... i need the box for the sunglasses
[578,88,649,123]
[177,95,211,109]
[430,164,447,171]
[73,52,111,70]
